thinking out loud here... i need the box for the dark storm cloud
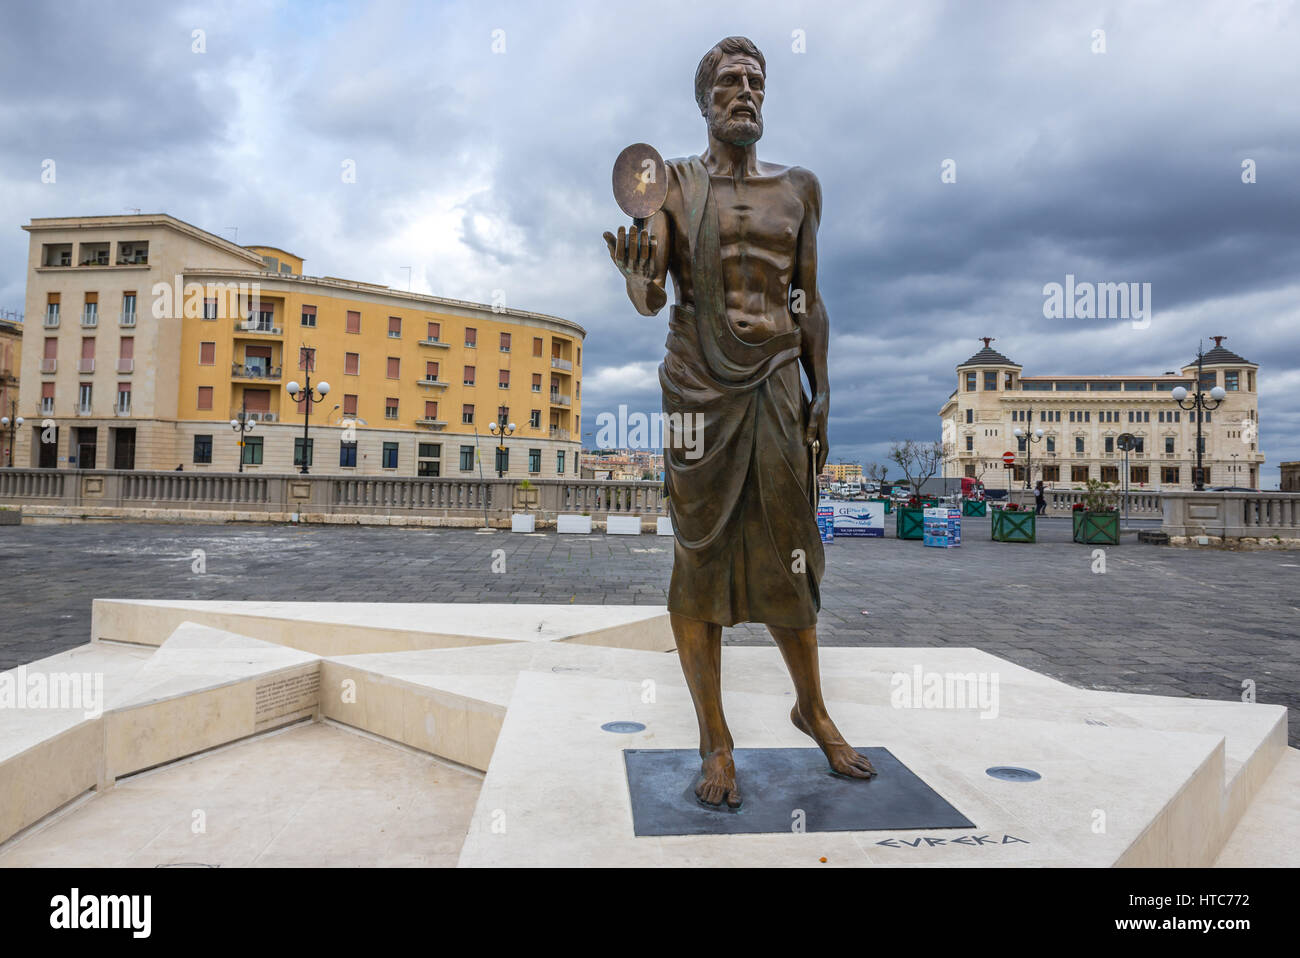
[1,0,1297,481]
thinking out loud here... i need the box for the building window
[424,401,438,420]
[301,305,317,327]
[199,341,216,365]
[382,442,399,469]
[385,398,399,420]
[532,373,542,392]
[533,337,543,357]
[1165,436,1175,454]
[462,404,474,424]
[293,437,314,467]
[343,394,358,416]
[965,409,972,424]
[193,435,213,464]
[460,445,475,471]
[339,441,357,467]
[464,365,476,386]
[1199,370,1216,389]
[116,385,131,414]
[499,369,510,389]
[242,436,263,465]
[984,371,997,390]
[557,450,565,474]
[1100,465,1118,484]
[299,347,315,371]
[528,448,541,473]
[1004,371,1013,389]
[346,310,361,334]
[496,405,509,425]
[387,357,400,379]
[500,332,511,352]
[1162,466,1180,484]
[419,442,441,459]
[530,409,541,428]
[965,436,973,451]
[388,316,401,338]
[1134,437,1144,453]
[964,371,976,391]
[495,447,509,474]
[1017,436,1026,451]
[1131,466,1150,484]
[426,361,439,381]
[345,352,360,375]
[418,458,441,477]
[1071,465,1089,482]
[1075,437,1084,454]
[197,386,213,410]
[1104,436,1114,453]
[203,297,218,320]
[1046,437,1055,453]
[427,321,441,342]
[122,292,136,323]
[464,327,477,347]
[1042,465,1060,481]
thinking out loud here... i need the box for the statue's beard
[709,112,763,147]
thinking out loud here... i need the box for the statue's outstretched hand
[602,225,657,283]
[805,393,830,474]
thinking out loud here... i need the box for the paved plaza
[1,517,1296,745]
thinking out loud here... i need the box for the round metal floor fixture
[985,766,1041,782]
[601,721,646,734]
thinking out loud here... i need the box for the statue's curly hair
[694,36,765,114]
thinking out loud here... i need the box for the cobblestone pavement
[1,518,1296,745]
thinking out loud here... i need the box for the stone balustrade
[1161,490,1300,541]
[1000,489,1164,518]
[0,467,668,521]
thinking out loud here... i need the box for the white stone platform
[0,599,1294,867]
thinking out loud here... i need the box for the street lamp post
[488,419,516,479]
[1,400,25,467]
[1012,410,1044,492]
[285,372,330,475]
[1171,342,1226,492]
[229,397,255,474]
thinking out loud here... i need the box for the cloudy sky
[2,0,1298,485]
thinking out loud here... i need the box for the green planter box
[896,507,924,540]
[1074,510,1119,545]
[962,499,987,517]
[991,509,1036,542]
[869,497,893,514]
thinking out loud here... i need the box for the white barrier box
[606,515,642,535]
[511,514,536,533]
[556,514,592,534]
[656,516,674,537]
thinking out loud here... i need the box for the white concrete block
[556,514,592,534]
[656,516,674,536]
[510,514,535,533]
[606,515,642,535]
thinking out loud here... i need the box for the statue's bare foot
[694,749,742,808]
[791,705,877,779]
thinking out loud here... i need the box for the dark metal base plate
[623,747,975,837]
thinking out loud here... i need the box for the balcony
[115,403,132,417]
[81,311,99,328]
[231,410,278,423]
[231,363,282,381]
[416,378,448,389]
[549,426,571,441]
[119,312,136,327]
[237,321,283,336]
[549,392,571,406]
[40,359,57,374]
[116,359,134,374]
[78,359,95,374]
[418,338,450,349]
[40,400,54,415]
[551,357,573,371]
[43,310,60,328]
[417,418,448,430]
[76,405,94,417]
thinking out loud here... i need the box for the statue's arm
[603,208,669,317]
[793,168,830,471]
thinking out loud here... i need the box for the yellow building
[15,214,584,477]
[823,462,863,482]
[0,315,22,465]
[939,338,1263,490]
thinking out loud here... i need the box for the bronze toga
[659,156,824,629]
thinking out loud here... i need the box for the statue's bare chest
[709,175,804,260]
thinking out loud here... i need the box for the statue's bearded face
[704,53,765,146]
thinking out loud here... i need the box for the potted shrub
[511,479,537,532]
[1074,479,1120,545]
[992,500,1036,542]
[895,494,925,540]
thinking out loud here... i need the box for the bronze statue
[604,36,876,808]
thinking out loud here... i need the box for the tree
[888,440,950,499]
[864,462,888,486]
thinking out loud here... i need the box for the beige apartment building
[940,338,1263,490]
[14,214,584,477]
[823,462,863,482]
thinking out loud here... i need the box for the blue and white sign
[817,503,835,543]
[923,506,962,548]
[819,500,885,538]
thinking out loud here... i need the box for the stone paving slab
[0,518,1295,746]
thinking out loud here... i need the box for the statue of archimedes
[604,36,877,808]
